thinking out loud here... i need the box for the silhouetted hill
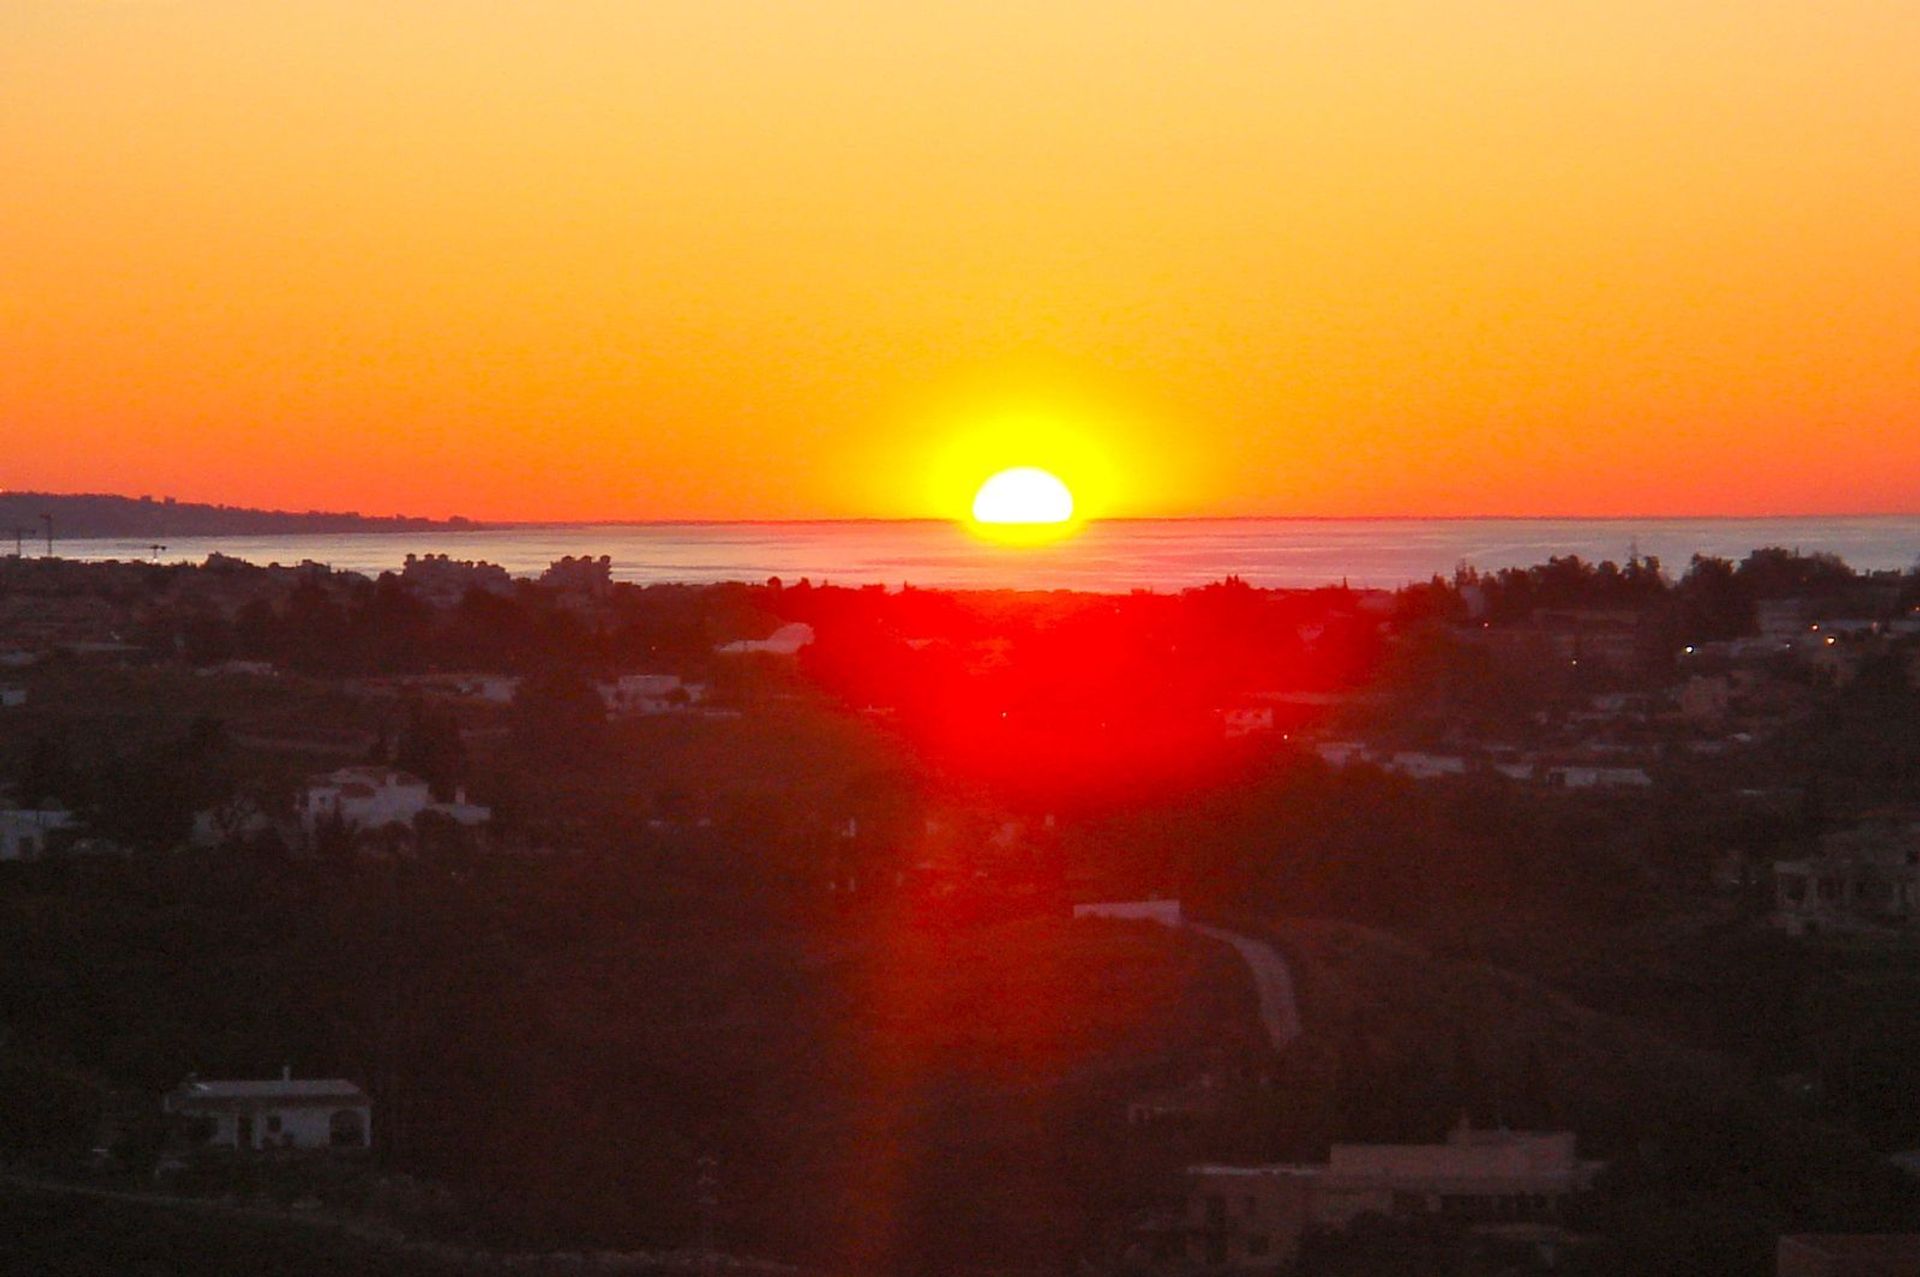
[0,492,488,541]
[1271,918,1743,1143]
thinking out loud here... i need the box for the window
[266,1114,282,1135]
[1246,1234,1270,1257]
[1242,1195,1256,1217]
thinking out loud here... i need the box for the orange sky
[4,2,1919,521]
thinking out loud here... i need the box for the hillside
[0,492,486,541]
[1270,918,1743,1148]
[1263,919,1913,1276]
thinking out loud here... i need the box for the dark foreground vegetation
[3,545,1920,1273]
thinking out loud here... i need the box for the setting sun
[971,467,1075,535]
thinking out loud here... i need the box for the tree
[16,734,73,808]
[82,751,195,851]
[394,698,467,799]
[509,666,607,762]
[1677,555,1755,641]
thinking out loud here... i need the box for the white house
[455,674,520,705]
[1545,765,1653,790]
[1073,899,1183,927]
[1222,707,1275,739]
[598,673,707,717]
[1183,1122,1602,1269]
[1774,819,1920,934]
[298,767,489,836]
[164,1070,371,1152]
[1311,1124,1602,1228]
[196,660,275,679]
[716,622,815,656]
[1313,741,1367,768]
[189,795,276,849]
[1383,752,1470,781]
[0,808,75,861]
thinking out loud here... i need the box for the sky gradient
[5,2,1920,521]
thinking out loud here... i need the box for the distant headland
[0,492,490,541]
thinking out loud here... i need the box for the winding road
[1185,922,1303,1053]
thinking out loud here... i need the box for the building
[1073,899,1183,927]
[1774,819,1920,935]
[1383,752,1470,781]
[1311,1125,1600,1228]
[716,622,815,656]
[1313,741,1367,768]
[540,554,613,598]
[1184,1165,1321,1268]
[164,1070,371,1153]
[454,674,520,705]
[399,553,512,606]
[1222,707,1275,739]
[189,793,279,850]
[599,673,706,717]
[196,660,275,678]
[298,766,490,837]
[1545,765,1652,790]
[1127,1076,1229,1129]
[0,807,75,860]
[1183,1122,1602,1269]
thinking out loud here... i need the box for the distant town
[4,542,1920,1275]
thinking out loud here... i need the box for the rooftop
[169,1076,368,1107]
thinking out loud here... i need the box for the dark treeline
[1406,545,1912,636]
[10,544,1913,686]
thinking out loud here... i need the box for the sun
[971,467,1075,536]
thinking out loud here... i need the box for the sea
[52,517,1920,594]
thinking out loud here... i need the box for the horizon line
[45,509,1920,539]
[13,491,1920,529]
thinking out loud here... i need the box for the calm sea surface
[57,518,1920,593]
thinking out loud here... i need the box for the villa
[298,766,490,837]
[1183,1121,1603,1268]
[164,1070,371,1153]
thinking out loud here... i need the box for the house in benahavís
[598,673,707,717]
[0,807,76,861]
[1181,1121,1603,1269]
[164,1070,371,1152]
[297,766,490,838]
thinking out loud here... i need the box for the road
[1186,922,1303,1053]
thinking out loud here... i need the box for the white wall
[204,1105,370,1150]
[1073,900,1183,927]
